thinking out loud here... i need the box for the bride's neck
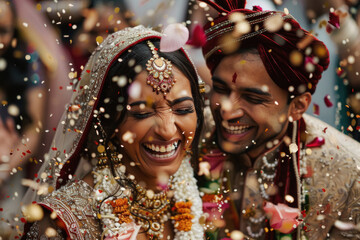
[121,160,164,193]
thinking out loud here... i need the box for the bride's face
[116,67,197,181]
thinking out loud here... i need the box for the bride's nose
[154,111,177,140]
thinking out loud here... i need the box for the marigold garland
[108,198,132,224]
[94,157,204,239]
[171,201,194,231]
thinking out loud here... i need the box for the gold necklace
[132,183,171,240]
[96,145,199,239]
[109,175,173,240]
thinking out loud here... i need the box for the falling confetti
[289,143,298,153]
[128,81,141,99]
[324,95,333,107]
[327,11,340,30]
[232,72,237,83]
[230,230,244,240]
[334,220,356,231]
[198,161,211,176]
[8,104,20,116]
[264,14,283,33]
[0,58,7,71]
[313,103,320,115]
[122,131,136,144]
[21,203,44,222]
[289,50,303,67]
[306,137,325,148]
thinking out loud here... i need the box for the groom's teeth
[222,121,251,134]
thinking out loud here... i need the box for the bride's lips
[141,140,181,164]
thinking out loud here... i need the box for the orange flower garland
[171,201,194,231]
[109,198,132,224]
[95,156,204,239]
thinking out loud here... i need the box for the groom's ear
[289,92,311,121]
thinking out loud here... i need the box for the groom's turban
[201,0,330,95]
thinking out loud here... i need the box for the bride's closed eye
[172,104,195,115]
[129,111,154,119]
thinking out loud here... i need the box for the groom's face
[210,52,291,157]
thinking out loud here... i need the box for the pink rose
[263,202,300,234]
[202,149,226,179]
[104,223,141,240]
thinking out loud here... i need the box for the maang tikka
[146,41,176,96]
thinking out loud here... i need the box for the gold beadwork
[96,142,122,168]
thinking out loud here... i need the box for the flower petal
[253,5,263,11]
[264,202,283,226]
[306,137,325,148]
[187,24,207,47]
[264,202,300,234]
[277,203,300,219]
[328,11,340,29]
[275,219,299,234]
[160,23,189,52]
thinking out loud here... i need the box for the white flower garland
[93,155,204,240]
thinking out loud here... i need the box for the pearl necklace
[93,155,204,239]
[259,155,279,200]
[246,155,279,239]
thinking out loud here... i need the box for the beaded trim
[204,11,270,34]
[204,28,267,59]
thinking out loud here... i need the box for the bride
[22,25,205,240]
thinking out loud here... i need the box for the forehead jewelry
[146,41,176,97]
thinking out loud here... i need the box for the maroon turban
[201,0,330,95]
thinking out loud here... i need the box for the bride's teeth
[145,141,180,155]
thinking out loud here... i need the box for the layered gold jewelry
[108,182,171,239]
[146,41,176,96]
[94,151,204,239]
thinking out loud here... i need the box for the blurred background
[0,0,359,238]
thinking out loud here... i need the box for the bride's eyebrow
[128,96,194,108]
[129,101,147,107]
[167,97,194,106]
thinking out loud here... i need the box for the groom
[199,0,360,239]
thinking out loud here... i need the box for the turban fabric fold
[201,0,330,95]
